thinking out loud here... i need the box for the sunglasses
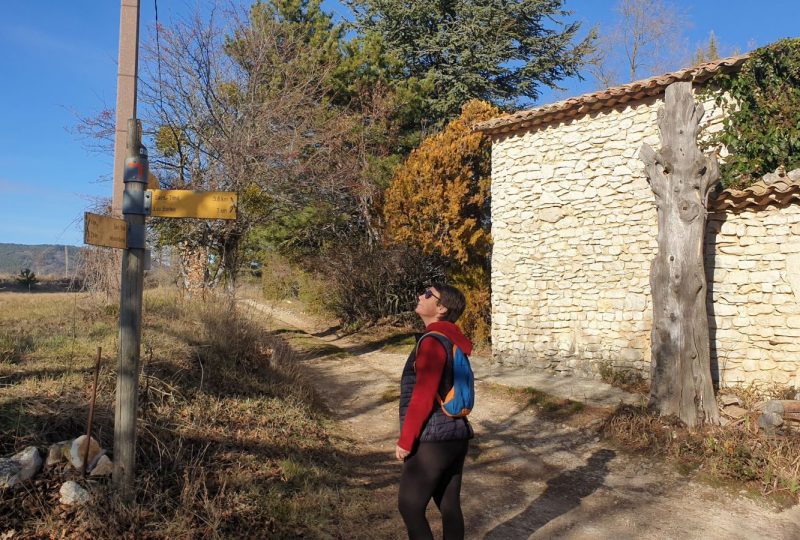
[423,288,440,300]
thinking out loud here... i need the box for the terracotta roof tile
[475,54,750,136]
[711,168,800,212]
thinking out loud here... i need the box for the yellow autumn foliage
[383,99,498,265]
[384,99,499,343]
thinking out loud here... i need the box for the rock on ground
[45,440,72,467]
[0,447,42,489]
[89,455,113,476]
[69,436,102,471]
[59,481,91,506]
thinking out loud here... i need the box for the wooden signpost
[95,0,239,502]
[147,189,237,220]
[83,141,237,504]
[84,212,128,249]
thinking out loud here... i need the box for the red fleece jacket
[398,321,473,451]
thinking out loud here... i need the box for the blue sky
[1,0,798,246]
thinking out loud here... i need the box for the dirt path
[242,300,800,540]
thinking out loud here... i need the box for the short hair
[431,282,467,323]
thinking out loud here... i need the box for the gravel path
[242,299,800,540]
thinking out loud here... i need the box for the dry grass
[0,289,391,539]
[597,361,650,394]
[603,403,800,506]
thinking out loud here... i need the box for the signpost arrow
[146,189,238,220]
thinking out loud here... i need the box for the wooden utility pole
[111,0,145,502]
[112,0,141,217]
[113,120,148,501]
[640,82,720,427]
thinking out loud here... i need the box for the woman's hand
[395,445,410,461]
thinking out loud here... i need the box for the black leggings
[398,439,469,540]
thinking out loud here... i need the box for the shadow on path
[483,448,616,539]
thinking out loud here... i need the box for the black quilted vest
[399,333,473,444]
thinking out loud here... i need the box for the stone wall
[707,207,800,386]
[490,91,800,387]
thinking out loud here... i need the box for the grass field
[0,290,387,539]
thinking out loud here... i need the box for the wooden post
[113,120,148,501]
[640,82,720,427]
[112,0,141,217]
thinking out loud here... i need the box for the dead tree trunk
[639,82,720,427]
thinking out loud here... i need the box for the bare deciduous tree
[589,0,688,88]
[79,3,390,293]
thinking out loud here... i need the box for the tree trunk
[639,82,720,427]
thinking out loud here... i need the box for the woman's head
[415,282,466,323]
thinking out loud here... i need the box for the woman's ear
[436,303,449,319]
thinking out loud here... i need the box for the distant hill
[0,243,84,277]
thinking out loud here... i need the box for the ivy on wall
[706,38,800,189]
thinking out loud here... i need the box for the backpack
[417,332,475,418]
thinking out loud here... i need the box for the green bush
[260,252,334,317]
[16,268,38,291]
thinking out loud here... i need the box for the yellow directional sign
[149,189,237,220]
[84,212,128,249]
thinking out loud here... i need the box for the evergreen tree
[693,31,721,65]
[16,268,38,292]
[383,100,499,340]
[349,0,595,123]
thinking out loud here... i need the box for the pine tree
[349,0,594,124]
[16,268,38,292]
[692,31,721,65]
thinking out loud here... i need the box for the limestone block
[744,244,779,256]
[746,304,774,316]
[90,455,113,477]
[45,440,71,467]
[775,328,800,337]
[539,191,564,206]
[771,370,791,384]
[726,271,750,285]
[741,359,760,372]
[760,256,786,267]
[783,253,800,302]
[764,213,789,226]
[620,348,643,363]
[776,303,800,315]
[750,270,782,284]
[60,481,90,506]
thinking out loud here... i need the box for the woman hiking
[396,283,473,540]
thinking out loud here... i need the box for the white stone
[69,436,102,472]
[0,446,42,489]
[60,481,91,506]
[786,254,800,301]
[538,207,565,224]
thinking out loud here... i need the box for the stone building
[475,55,800,388]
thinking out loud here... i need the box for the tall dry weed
[603,404,800,503]
[2,289,379,538]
